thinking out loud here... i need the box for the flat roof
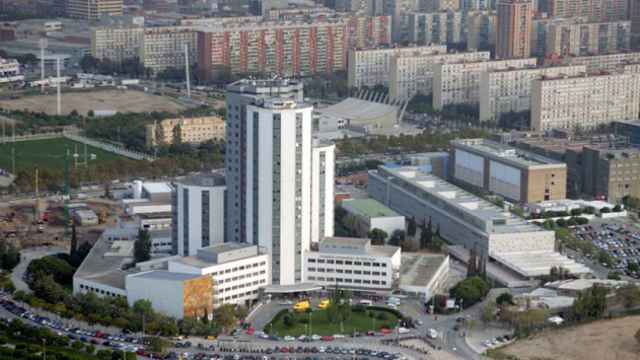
[452,138,565,169]
[491,251,592,277]
[142,182,173,194]
[376,166,545,234]
[128,270,203,282]
[399,253,447,288]
[199,242,257,256]
[177,173,225,187]
[321,236,370,248]
[342,198,401,219]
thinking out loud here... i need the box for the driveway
[11,246,67,293]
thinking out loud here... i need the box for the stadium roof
[317,97,399,123]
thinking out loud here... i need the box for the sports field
[0,137,126,172]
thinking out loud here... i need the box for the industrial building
[450,139,567,203]
[173,174,226,256]
[530,72,640,131]
[368,165,589,279]
[513,136,640,202]
[341,198,406,239]
[145,116,225,147]
[303,237,401,291]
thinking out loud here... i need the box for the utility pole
[63,147,70,238]
[39,38,47,93]
[11,147,15,175]
[56,57,62,116]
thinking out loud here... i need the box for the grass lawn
[265,308,400,337]
[0,137,126,172]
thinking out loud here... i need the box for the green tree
[388,229,405,247]
[450,276,490,308]
[134,229,151,263]
[569,285,608,322]
[407,217,417,237]
[368,228,388,245]
[496,293,514,306]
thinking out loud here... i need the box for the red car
[246,327,255,335]
[321,336,334,342]
[380,328,392,335]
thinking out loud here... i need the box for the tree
[628,262,640,273]
[450,276,490,308]
[481,301,496,323]
[146,336,168,353]
[70,221,78,256]
[569,285,608,322]
[134,229,151,263]
[368,228,388,245]
[407,217,417,237]
[617,284,640,308]
[389,229,405,247]
[496,293,514,306]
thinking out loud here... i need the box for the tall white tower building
[244,98,314,286]
[311,140,335,244]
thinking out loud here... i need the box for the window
[308,258,316,263]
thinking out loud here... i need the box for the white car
[283,336,295,342]
[398,327,410,334]
[311,334,322,341]
[333,334,346,339]
[297,335,307,341]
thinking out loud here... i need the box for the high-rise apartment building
[140,27,196,73]
[553,51,640,72]
[531,72,640,131]
[548,0,628,21]
[432,57,537,109]
[407,11,463,46]
[91,27,144,63]
[173,175,226,256]
[466,10,497,51]
[347,44,447,89]
[389,51,490,100]
[541,18,630,57]
[496,0,533,59]
[386,0,419,42]
[67,0,123,20]
[479,65,587,123]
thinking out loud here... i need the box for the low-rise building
[450,139,567,203]
[398,253,449,301]
[125,271,214,319]
[389,51,490,100]
[168,243,270,307]
[530,72,640,132]
[433,57,537,110]
[341,198,405,239]
[0,57,23,84]
[347,45,447,89]
[145,116,225,147]
[303,237,401,291]
[513,136,640,202]
[479,65,587,123]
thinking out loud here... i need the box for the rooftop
[492,251,592,277]
[142,182,173,194]
[177,173,225,187]
[342,198,401,219]
[127,270,203,282]
[316,97,400,123]
[399,253,447,288]
[453,138,565,169]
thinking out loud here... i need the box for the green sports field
[0,137,126,172]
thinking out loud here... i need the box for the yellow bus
[318,299,331,309]
[293,300,310,312]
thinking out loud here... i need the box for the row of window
[210,261,267,276]
[307,268,387,276]
[218,278,267,293]
[307,277,387,286]
[79,284,125,298]
[220,289,259,302]
[217,270,267,284]
[307,258,387,267]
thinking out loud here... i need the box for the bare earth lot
[0,90,186,115]
[501,316,640,360]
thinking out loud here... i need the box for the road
[11,246,67,292]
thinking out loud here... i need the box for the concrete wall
[126,276,184,319]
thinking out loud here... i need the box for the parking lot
[573,219,640,277]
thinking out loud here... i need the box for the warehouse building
[341,198,405,239]
[368,165,589,279]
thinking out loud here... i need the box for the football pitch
[0,137,126,172]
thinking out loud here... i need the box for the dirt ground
[0,89,186,115]
[501,316,640,360]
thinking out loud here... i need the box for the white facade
[0,58,23,84]
[125,271,199,319]
[407,12,463,45]
[531,72,640,131]
[245,99,313,286]
[389,51,490,100]
[168,244,270,307]
[558,51,640,72]
[311,141,336,244]
[173,176,226,256]
[303,237,401,290]
[479,65,587,122]
[433,58,537,110]
[347,45,447,89]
